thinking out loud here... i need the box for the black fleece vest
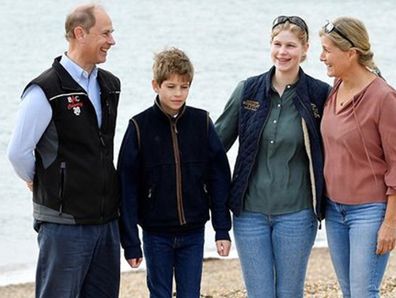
[28,57,120,224]
[132,103,211,232]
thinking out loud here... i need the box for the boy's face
[152,74,190,116]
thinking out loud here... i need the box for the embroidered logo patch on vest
[242,99,260,111]
[67,96,83,116]
[311,103,320,118]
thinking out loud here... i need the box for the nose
[108,32,116,46]
[319,51,325,62]
[278,45,286,53]
[174,87,182,96]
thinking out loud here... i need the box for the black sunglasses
[272,16,309,40]
[323,21,355,48]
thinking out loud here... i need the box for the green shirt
[215,80,311,215]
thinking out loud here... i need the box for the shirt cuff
[124,245,143,260]
[215,230,231,241]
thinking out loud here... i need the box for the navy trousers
[35,220,120,298]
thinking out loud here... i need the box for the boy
[118,47,232,297]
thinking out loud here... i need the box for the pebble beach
[1,248,395,298]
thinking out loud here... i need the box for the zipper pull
[59,162,66,215]
[172,122,178,134]
[98,132,106,147]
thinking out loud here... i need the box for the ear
[73,26,86,41]
[348,48,359,60]
[303,42,309,58]
[152,80,159,93]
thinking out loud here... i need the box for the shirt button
[277,104,281,108]
[287,85,291,89]
[273,120,277,124]
[270,140,274,144]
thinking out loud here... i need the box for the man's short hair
[65,4,100,41]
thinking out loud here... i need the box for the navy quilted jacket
[225,67,330,219]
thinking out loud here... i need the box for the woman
[215,16,330,298]
[319,17,396,297]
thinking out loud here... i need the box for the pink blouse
[321,77,396,204]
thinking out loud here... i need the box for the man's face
[81,8,115,67]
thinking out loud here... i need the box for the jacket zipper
[79,90,107,220]
[58,162,66,215]
[86,90,106,222]
[170,120,186,225]
[98,131,106,222]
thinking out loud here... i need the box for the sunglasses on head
[272,16,309,40]
[323,21,355,48]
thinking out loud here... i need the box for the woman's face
[319,35,351,78]
[270,29,308,74]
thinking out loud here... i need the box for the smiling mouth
[277,58,290,63]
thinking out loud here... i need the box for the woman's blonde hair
[319,17,379,73]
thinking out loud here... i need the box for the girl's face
[270,29,308,74]
[319,35,351,78]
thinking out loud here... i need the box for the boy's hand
[216,240,231,257]
[127,258,143,268]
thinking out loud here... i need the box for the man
[7,4,121,297]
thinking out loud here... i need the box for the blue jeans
[35,220,120,298]
[143,229,205,298]
[233,209,317,298]
[325,199,389,298]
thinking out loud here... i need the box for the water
[1,0,395,286]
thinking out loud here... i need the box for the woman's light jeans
[233,208,317,298]
[325,199,389,298]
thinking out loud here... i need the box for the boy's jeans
[36,220,120,298]
[233,209,317,298]
[143,228,205,298]
[325,199,389,298]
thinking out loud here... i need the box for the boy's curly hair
[152,47,194,86]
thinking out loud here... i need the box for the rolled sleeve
[379,91,396,195]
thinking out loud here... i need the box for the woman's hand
[377,195,396,254]
[376,222,396,255]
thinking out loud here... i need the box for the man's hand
[27,181,33,192]
[216,240,231,257]
[127,258,143,268]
